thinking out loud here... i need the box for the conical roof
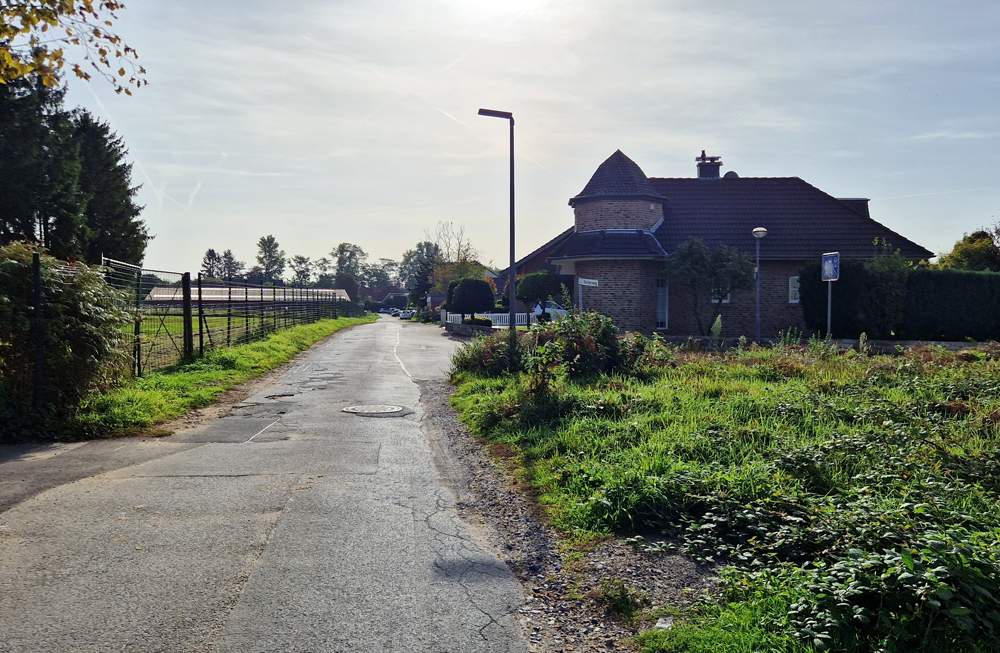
[569,150,666,206]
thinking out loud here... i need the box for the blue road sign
[822,252,840,282]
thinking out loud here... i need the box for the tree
[938,226,1000,272]
[0,76,84,259]
[450,278,494,318]
[220,249,244,281]
[255,235,285,284]
[331,242,366,299]
[314,257,336,288]
[0,76,146,262]
[399,240,441,306]
[664,238,754,335]
[516,270,562,318]
[289,255,314,286]
[200,248,223,278]
[0,1,146,94]
[431,220,477,264]
[332,242,367,280]
[73,110,147,263]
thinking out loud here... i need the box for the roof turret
[569,150,666,207]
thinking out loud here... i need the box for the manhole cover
[342,404,405,417]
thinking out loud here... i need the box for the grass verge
[450,342,1000,652]
[74,315,375,436]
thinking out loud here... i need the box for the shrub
[516,270,562,315]
[463,316,492,326]
[800,253,909,338]
[617,332,676,375]
[902,268,1000,340]
[0,243,132,439]
[450,277,494,316]
[450,331,517,377]
[802,259,1000,342]
[526,310,618,377]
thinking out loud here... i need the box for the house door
[656,278,668,329]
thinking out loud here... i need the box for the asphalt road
[0,316,527,652]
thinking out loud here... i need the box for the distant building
[502,150,932,336]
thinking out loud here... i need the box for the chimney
[696,150,722,178]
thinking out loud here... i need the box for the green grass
[450,343,1000,652]
[74,315,375,436]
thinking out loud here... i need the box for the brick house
[504,150,933,336]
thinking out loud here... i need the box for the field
[75,315,375,437]
[128,306,339,372]
[451,341,1000,652]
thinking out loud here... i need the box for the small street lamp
[478,108,517,365]
[752,226,768,342]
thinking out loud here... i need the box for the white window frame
[788,275,800,304]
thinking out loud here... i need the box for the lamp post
[752,226,768,342]
[478,108,517,364]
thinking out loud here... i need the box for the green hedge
[800,260,1000,341]
[902,268,1000,340]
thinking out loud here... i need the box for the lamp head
[752,227,768,239]
[478,108,513,120]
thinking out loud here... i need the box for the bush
[450,277,494,316]
[902,268,1000,340]
[800,254,909,339]
[450,331,517,377]
[802,257,1000,341]
[526,310,618,377]
[0,243,132,439]
[516,270,562,314]
[617,332,676,375]
[463,316,492,326]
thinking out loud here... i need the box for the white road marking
[393,325,413,380]
[243,419,279,444]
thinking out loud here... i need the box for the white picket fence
[440,310,537,328]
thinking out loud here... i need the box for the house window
[656,278,668,329]
[710,287,730,304]
[788,276,800,304]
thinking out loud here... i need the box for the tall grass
[74,315,375,437]
[451,344,1000,651]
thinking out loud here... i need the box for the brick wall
[664,261,807,338]
[573,200,663,231]
[576,260,659,331]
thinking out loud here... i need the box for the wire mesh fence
[101,257,358,375]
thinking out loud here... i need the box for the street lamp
[752,226,768,342]
[478,108,517,363]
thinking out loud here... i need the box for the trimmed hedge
[903,268,1000,340]
[801,260,1000,341]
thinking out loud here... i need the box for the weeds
[73,316,375,437]
[451,342,1000,652]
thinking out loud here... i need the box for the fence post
[226,285,232,347]
[134,269,143,376]
[272,286,277,332]
[182,273,194,359]
[197,273,205,356]
[30,253,45,413]
[283,287,288,329]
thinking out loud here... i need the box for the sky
[67,0,1000,272]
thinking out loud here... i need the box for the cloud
[907,130,999,141]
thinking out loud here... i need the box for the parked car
[389,308,400,316]
[398,309,415,319]
[532,301,568,320]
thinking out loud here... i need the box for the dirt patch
[419,380,714,652]
[154,355,312,436]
